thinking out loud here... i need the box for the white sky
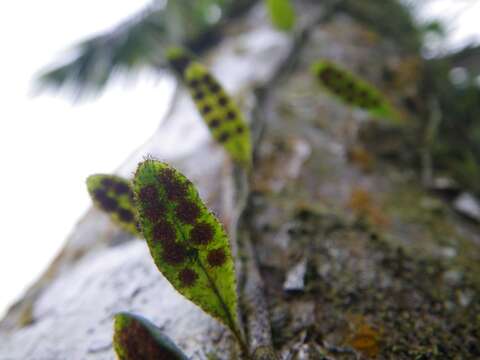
[0,0,173,317]
[415,0,480,55]
[0,0,479,318]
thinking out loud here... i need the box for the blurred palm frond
[36,0,256,97]
[37,4,168,96]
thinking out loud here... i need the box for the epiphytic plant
[312,60,401,123]
[94,160,248,358]
[113,312,189,360]
[132,159,246,352]
[265,0,296,31]
[86,174,140,237]
[167,48,252,168]
[164,47,195,78]
[85,52,253,355]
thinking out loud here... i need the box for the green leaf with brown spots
[133,159,244,346]
[86,174,140,237]
[266,0,296,31]
[184,62,252,167]
[113,312,189,360]
[312,60,402,123]
[166,48,251,167]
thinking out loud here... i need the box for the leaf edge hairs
[113,312,189,360]
[312,60,403,124]
[132,159,247,353]
[86,174,141,237]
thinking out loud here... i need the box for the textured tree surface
[1,1,479,359]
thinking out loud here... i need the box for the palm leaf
[37,5,168,96]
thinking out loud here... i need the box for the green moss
[258,192,480,359]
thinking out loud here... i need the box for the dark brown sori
[202,73,214,85]
[218,132,230,143]
[207,248,227,267]
[117,319,179,360]
[94,188,108,200]
[175,200,201,225]
[190,222,214,245]
[142,202,165,222]
[194,91,205,100]
[157,169,189,201]
[209,119,221,128]
[101,177,115,188]
[113,182,131,195]
[95,191,119,212]
[209,83,221,93]
[139,185,158,203]
[162,242,188,265]
[178,268,198,287]
[152,220,176,246]
[188,79,200,88]
[118,208,134,222]
[201,105,212,115]
[218,96,228,106]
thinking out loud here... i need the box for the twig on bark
[230,2,342,359]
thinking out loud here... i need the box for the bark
[1,1,479,359]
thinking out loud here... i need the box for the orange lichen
[347,188,390,228]
[348,188,373,214]
[347,146,375,172]
[347,323,382,358]
[345,315,382,358]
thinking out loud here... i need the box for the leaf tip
[166,47,194,76]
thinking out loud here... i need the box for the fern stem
[197,258,250,357]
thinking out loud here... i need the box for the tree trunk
[1,1,479,359]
